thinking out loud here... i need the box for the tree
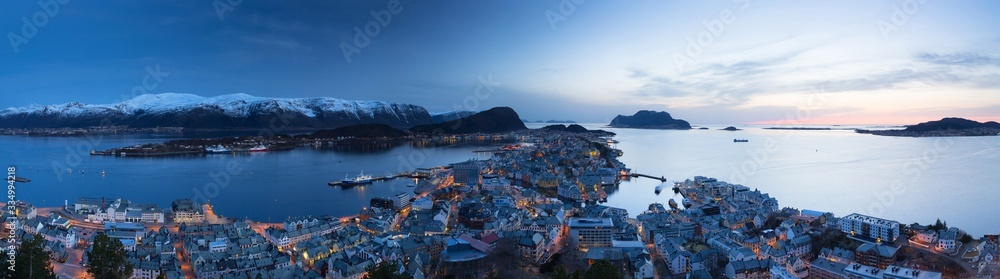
[86,234,133,279]
[363,261,412,279]
[582,260,622,279]
[12,235,56,279]
[0,249,12,279]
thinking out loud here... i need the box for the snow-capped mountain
[0,93,435,129]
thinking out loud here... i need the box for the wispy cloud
[915,52,1000,67]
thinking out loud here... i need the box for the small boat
[733,139,749,143]
[383,172,394,180]
[654,183,664,195]
[249,144,268,152]
[205,145,231,153]
[668,199,679,209]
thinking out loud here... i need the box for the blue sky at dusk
[2,0,999,124]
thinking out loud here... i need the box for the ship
[205,145,231,153]
[340,172,374,187]
[249,144,268,152]
[733,139,749,143]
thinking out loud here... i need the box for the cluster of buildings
[74,197,167,223]
[3,129,990,278]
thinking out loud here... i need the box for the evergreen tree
[0,249,12,279]
[583,260,622,279]
[363,261,412,279]
[86,234,133,279]
[13,235,56,279]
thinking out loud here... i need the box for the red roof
[481,233,500,244]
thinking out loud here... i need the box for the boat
[249,144,268,152]
[205,145,231,153]
[668,199,679,209]
[654,183,664,195]
[340,172,374,187]
[733,139,749,143]
[383,172,394,180]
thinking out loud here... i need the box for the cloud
[915,52,1000,67]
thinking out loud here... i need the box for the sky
[2,0,999,125]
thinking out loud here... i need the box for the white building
[411,197,434,211]
[935,230,957,253]
[394,193,412,210]
[568,218,613,251]
[839,213,900,242]
[883,265,943,279]
[481,176,511,191]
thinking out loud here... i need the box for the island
[540,124,615,136]
[856,117,1000,137]
[608,110,692,129]
[721,126,741,131]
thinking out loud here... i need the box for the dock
[631,173,666,182]
[327,172,420,187]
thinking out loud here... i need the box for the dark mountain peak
[905,117,1000,132]
[410,107,526,135]
[609,110,691,130]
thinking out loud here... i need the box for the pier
[327,172,425,187]
[630,173,666,182]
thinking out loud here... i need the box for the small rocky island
[857,117,1000,137]
[608,110,691,129]
[721,126,741,131]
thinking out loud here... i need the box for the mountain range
[0,93,435,129]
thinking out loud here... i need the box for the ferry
[340,172,374,187]
[205,145,231,153]
[733,139,749,143]
[249,144,268,152]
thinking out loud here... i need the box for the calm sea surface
[3,124,998,235]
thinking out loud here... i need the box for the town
[2,129,996,279]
